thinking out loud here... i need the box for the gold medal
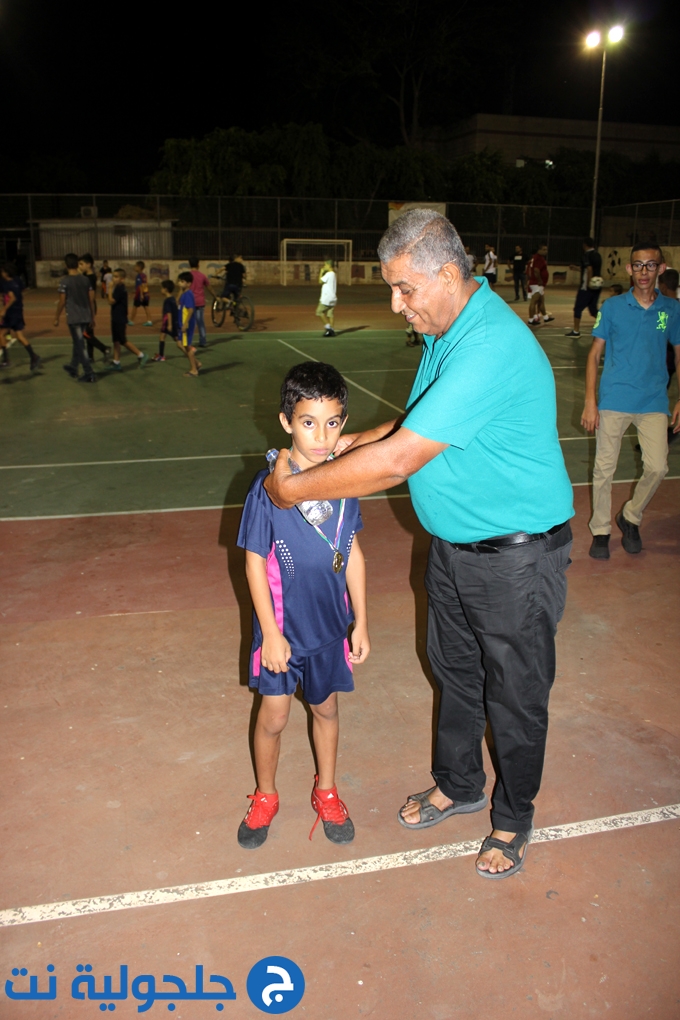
[332,550,344,573]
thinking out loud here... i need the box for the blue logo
[246,957,305,1014]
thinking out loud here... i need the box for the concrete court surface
[1,483,679,1019]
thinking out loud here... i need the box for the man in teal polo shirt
[265,208,573,879]
[582,244,680,559]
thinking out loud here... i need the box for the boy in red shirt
[526,245,554,326]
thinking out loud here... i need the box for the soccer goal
[280,238,353,287]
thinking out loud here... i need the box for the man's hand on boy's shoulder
[263,450,296,509]
[348,623,370,664]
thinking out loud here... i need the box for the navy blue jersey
[237,469,363,656]
[3,277,24,312]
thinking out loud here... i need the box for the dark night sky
[0,0,677,193]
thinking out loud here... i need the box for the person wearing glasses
[581,244,680,559]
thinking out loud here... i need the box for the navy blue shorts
[2,309,25,331]
[249,636,354,703]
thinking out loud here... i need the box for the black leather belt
[451,520,569,554]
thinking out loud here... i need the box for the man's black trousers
[425,523,572,833]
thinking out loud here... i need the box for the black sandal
[475,829,533,880]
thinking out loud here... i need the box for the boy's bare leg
[185,346,201,376]
[309,693,339,789]
[124,340,142,357]
[253,694,293,794]
[326,308,334,329]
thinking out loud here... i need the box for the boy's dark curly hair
[280,361,348,422]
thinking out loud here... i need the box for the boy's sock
[159,340,165,357]
[24,344,36,359]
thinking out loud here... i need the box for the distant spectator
[54,252,97,383]
[152,279,179,362]
[316,259,337,337]
[464,246,476,275]
[188,257,217,348]
[79,254,110,362]
[508,245,527,301]
[129,260,153,327]
[483,244,498,290]
[99,259,111,298]
[526,244,554,326]
[565,237,603,338]
[0,263,41,371]
[220,254,246,302]
[106,269,148,372]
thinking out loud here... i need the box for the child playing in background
[106,269,148,371]
[236,361,370,849]
[0,263,41,371]
[177,271,201,377]
[316,259,337,337]
[129,260,152,327]
[152,279,178,362]
[79,254,110,362]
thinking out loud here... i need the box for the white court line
[1,804,678,928]
[277,340,405,414]
[0,453,263,471]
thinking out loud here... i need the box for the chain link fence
[600,200,680,250]
[0,194,591,272]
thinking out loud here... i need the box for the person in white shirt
[464,246,476,274]
[316,260,337,337]
[483,244,498,290]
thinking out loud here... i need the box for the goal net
[280,238,353,286]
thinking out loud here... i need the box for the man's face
[382,254,460,337]
[515,246,521,254]
[538,246,547,257]
[626,249,665,293]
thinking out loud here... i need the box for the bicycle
[211,288,255,332]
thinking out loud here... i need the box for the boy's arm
[53,292,66,326]
[581,338,605,432]
[245,550,291,673]
[3,291,16,311]
[345,535,370,664]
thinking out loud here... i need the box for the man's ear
[625,264,633,278]
[439,262,461,292]
[279,411,293,435]
[657,263,667,277]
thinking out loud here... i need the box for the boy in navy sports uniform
[236,362,370,849]
[152,279,178,362]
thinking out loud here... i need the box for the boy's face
[113,273,124,285]
[279,397,347,470]
[178,279,190,292]
[161,287,170,297]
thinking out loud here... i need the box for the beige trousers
[589,410,668,534]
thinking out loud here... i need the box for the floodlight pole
[590,47,607,240]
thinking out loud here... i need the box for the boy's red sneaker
[309,775,355,843]
[237,789,279,850]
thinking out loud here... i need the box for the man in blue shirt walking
[266,208,574,880]
[581,244,680,559]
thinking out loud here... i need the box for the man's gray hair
[377,208,471,281]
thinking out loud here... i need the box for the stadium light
[586,25,625,238]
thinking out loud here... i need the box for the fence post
[93,194,99,259]
[27,195,37,286]
[546,205,552,251]
[668,200,675,247]
[334,199,338,237]
[496,205,501,257]
[218,196,222,261]
[632,204,638,245]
